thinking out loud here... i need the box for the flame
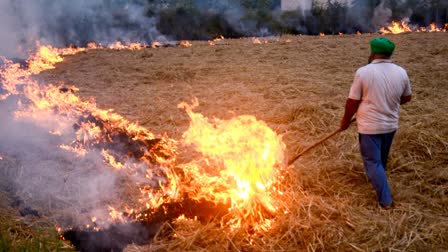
[379,21,447,34]
[252,38,262,44]
[319,33,325,37]
[429,22,441,32]
[180,40,192,47]
[108,206,126,222]
[101,149,124,170]
[208,35,224,46]
[417,27,427,32]
[108,41,147,50]
[177,98,286,229]
[380,21,412,34]
[151,41,162,48]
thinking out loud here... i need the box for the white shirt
[348,59,411,134]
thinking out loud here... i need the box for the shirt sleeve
[348,71,362,100]
[402,71,412,96]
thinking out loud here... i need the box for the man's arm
[340,98,361,130]
[400,95,412,105]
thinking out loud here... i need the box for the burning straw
[0,42,290,250]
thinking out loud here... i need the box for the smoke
[0,97,122,227]
[373,1,392,29]
[0,0,166,58]
[0,0,447,57]
[0,90,171,231]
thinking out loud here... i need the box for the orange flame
[429,22,441,32]
[208,35,224,46]
[178,98,286,229]
[379,21,412,34]
[151,41,162,48]
[379,21,447,34]
[101,149,124,170]
[180,40,192,47]
[108,41,147,50]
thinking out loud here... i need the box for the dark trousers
[359,131,396,207]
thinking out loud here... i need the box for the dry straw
[2,32,448,251]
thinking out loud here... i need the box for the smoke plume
[0,0,165,58]
[0,97,124,227]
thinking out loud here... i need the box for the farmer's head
[369,37,395,63]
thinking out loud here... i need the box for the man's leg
[359,133,393,207]
[380,131,396,170]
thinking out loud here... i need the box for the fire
[252,37,279,44]
[85,41,148,50]
[177,98,286,230]
[380,21,412,34]
[151,41,162,48]
[27,45,86,74]
[108,41,147,50]
[379,21,447,34]
[319,33,325,37]
[252,38,262,44]
[208,35,225,46]
[101,149,124,170]
[180,40,192,47]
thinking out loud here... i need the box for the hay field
[37,33,448,251]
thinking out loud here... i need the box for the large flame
[379,21,412,34]
[178,98,286,230]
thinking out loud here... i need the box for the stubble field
[3,32,448,251]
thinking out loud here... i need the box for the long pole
[287,118,355,166]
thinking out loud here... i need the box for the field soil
[10,32,448,250]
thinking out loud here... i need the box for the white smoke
[0,93,167,229]
[373,0,392,29]
[0,0,166,58]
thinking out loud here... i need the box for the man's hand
[340,98,361,131]
[340,118,352,130]
[400,95,412,105]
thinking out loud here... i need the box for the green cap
[370,37,395,55]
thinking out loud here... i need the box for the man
[340,37,412,209]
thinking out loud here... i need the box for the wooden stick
[288,118,355,166]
